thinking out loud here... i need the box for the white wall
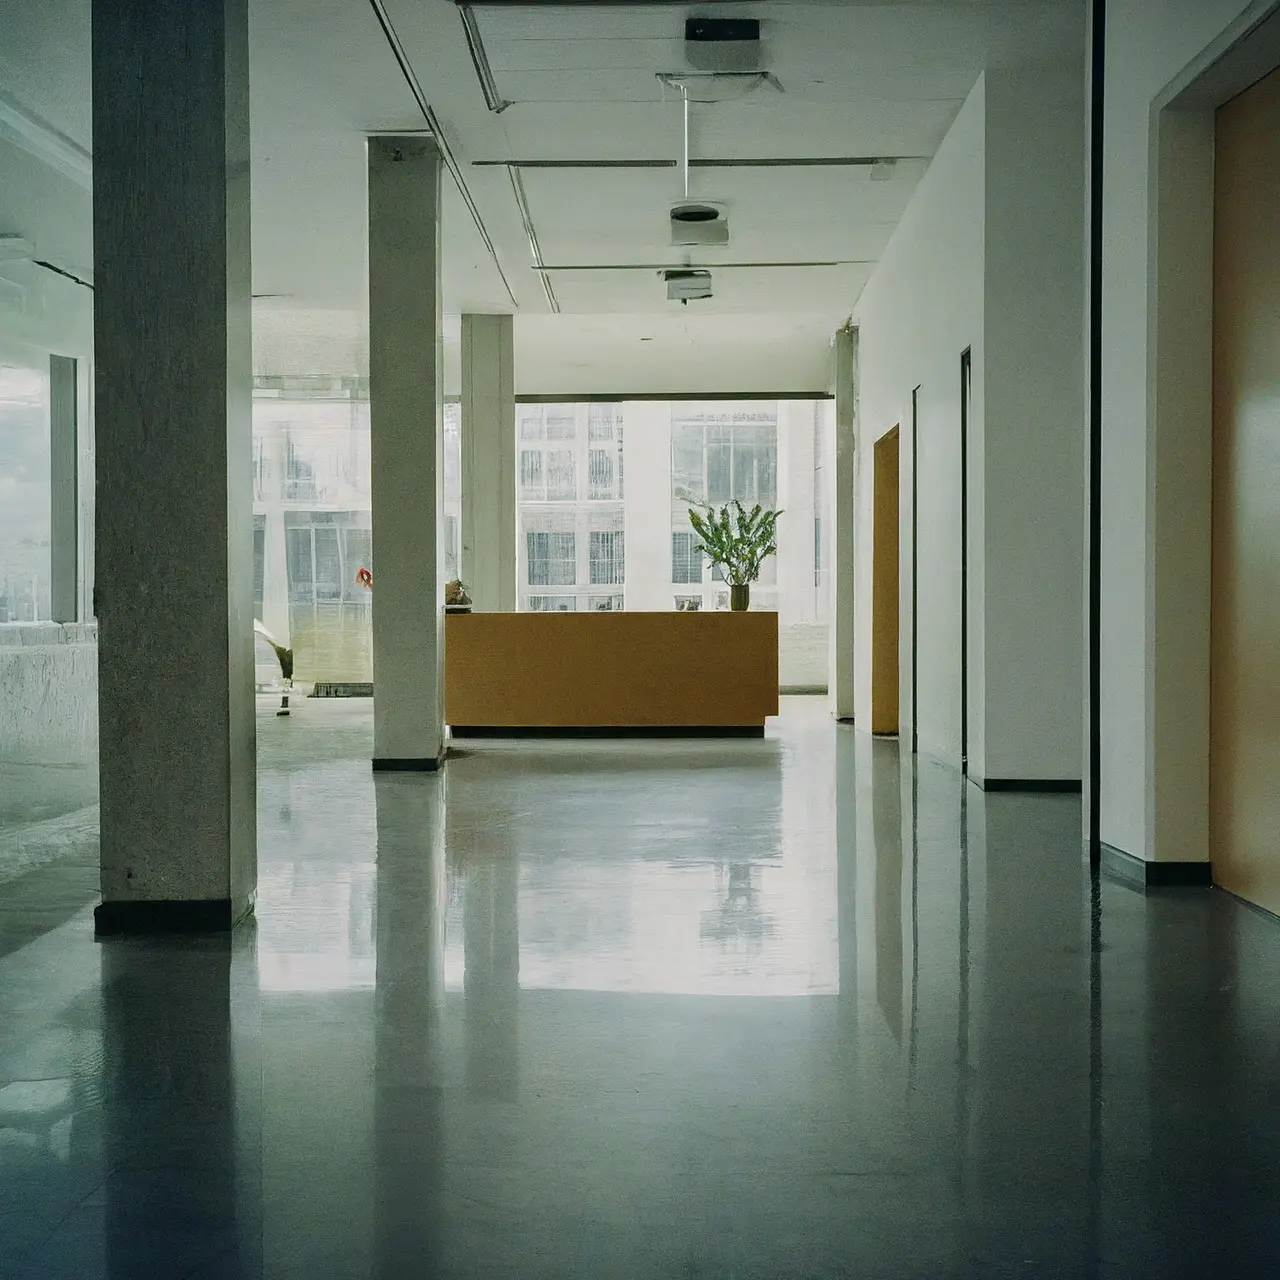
[853,46,1086,782]
[0,623,98,768]
[1099,0,1265,861]
[981,63,1086,780]
[853,77,985,765]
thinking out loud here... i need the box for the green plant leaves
[688,498,783,587]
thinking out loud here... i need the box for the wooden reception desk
[445,610,779,735]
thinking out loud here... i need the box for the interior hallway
[1,699,1279,1278]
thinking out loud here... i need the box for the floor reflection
[10,698,1280,1275]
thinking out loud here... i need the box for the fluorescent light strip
[473,156,923,169]
[366,0,518,309]
[458,4,511,114]
[508,166,559,313]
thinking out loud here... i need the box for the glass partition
[0,343,52,623]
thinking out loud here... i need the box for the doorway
[1210,64,1280,913]
[872,426,900,735]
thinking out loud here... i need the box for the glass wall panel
[0,344,51,623]
[252,379,463,683]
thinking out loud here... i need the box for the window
[0,345,51,622]
[443,514,459,581]
[674,595,702,612]
[527,595,577,612]
[588,448,616,500]
[526,531,576,586]
[586,594,624,611]
[589,531,624,585]
[286,526,314,603]
[671,531,703,584]
[546,449,576,500]
[253,515,266,617]
[520,449,544,497]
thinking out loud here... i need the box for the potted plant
[445,579,473,612]
[687,500,782,612]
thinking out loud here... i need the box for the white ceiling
[0,0,1085,393]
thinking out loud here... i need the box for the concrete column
[460,314,516,611]
[92,0,255,934]
[368,136,445,769]
[830,326,858,720]
[49,355,78,623]
[777,399,817,624]
[622,401,673,611]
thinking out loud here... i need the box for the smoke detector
[664,269,713,304]
[670,201,728,247]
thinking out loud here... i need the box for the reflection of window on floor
[526,530,576,586]
[586,594,624,611]
[589,530,624,585]
[527,595,577,612]
[671,531,702,584]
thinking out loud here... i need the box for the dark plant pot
[730,583,750,612]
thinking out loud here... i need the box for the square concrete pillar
[368,136,445,769]
[830,326,858,721]
[92,0,256,933]
[461,314,516,612]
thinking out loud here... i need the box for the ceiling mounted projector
[664,269,713,304]
[685,17,762,72]
[670,201,729,247]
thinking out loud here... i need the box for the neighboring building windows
[526,530,576,586]
[520,449,543,495]
[671,531,702,584]
[528,594,577,612]
[589,530,624,585]
[546,448,576,500]
[586,594,624,611]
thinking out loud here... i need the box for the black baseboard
[449,725,765,739]
[973,777,1083,793]
[311,682,373,698]
[1101,843,1213,888]
[371,755,445,771]
[94,897,251,937]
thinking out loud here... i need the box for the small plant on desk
[687,500,782,612]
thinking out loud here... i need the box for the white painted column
[777,399,816,624]
[368,136,445,769]
[93,0,256,932]
[460,314,516,611]
[830,326,858,720]
[622,401,673,611]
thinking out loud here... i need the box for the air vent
[664,268,713,303]
[685,17,762,73]
[670,202,729,247]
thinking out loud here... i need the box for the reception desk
[445,610,779,735]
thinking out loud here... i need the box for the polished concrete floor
[1,697,1279,1278]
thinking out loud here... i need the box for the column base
[1100,843,1213,888]
[372,754,446,772]
[94,898,252,937]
